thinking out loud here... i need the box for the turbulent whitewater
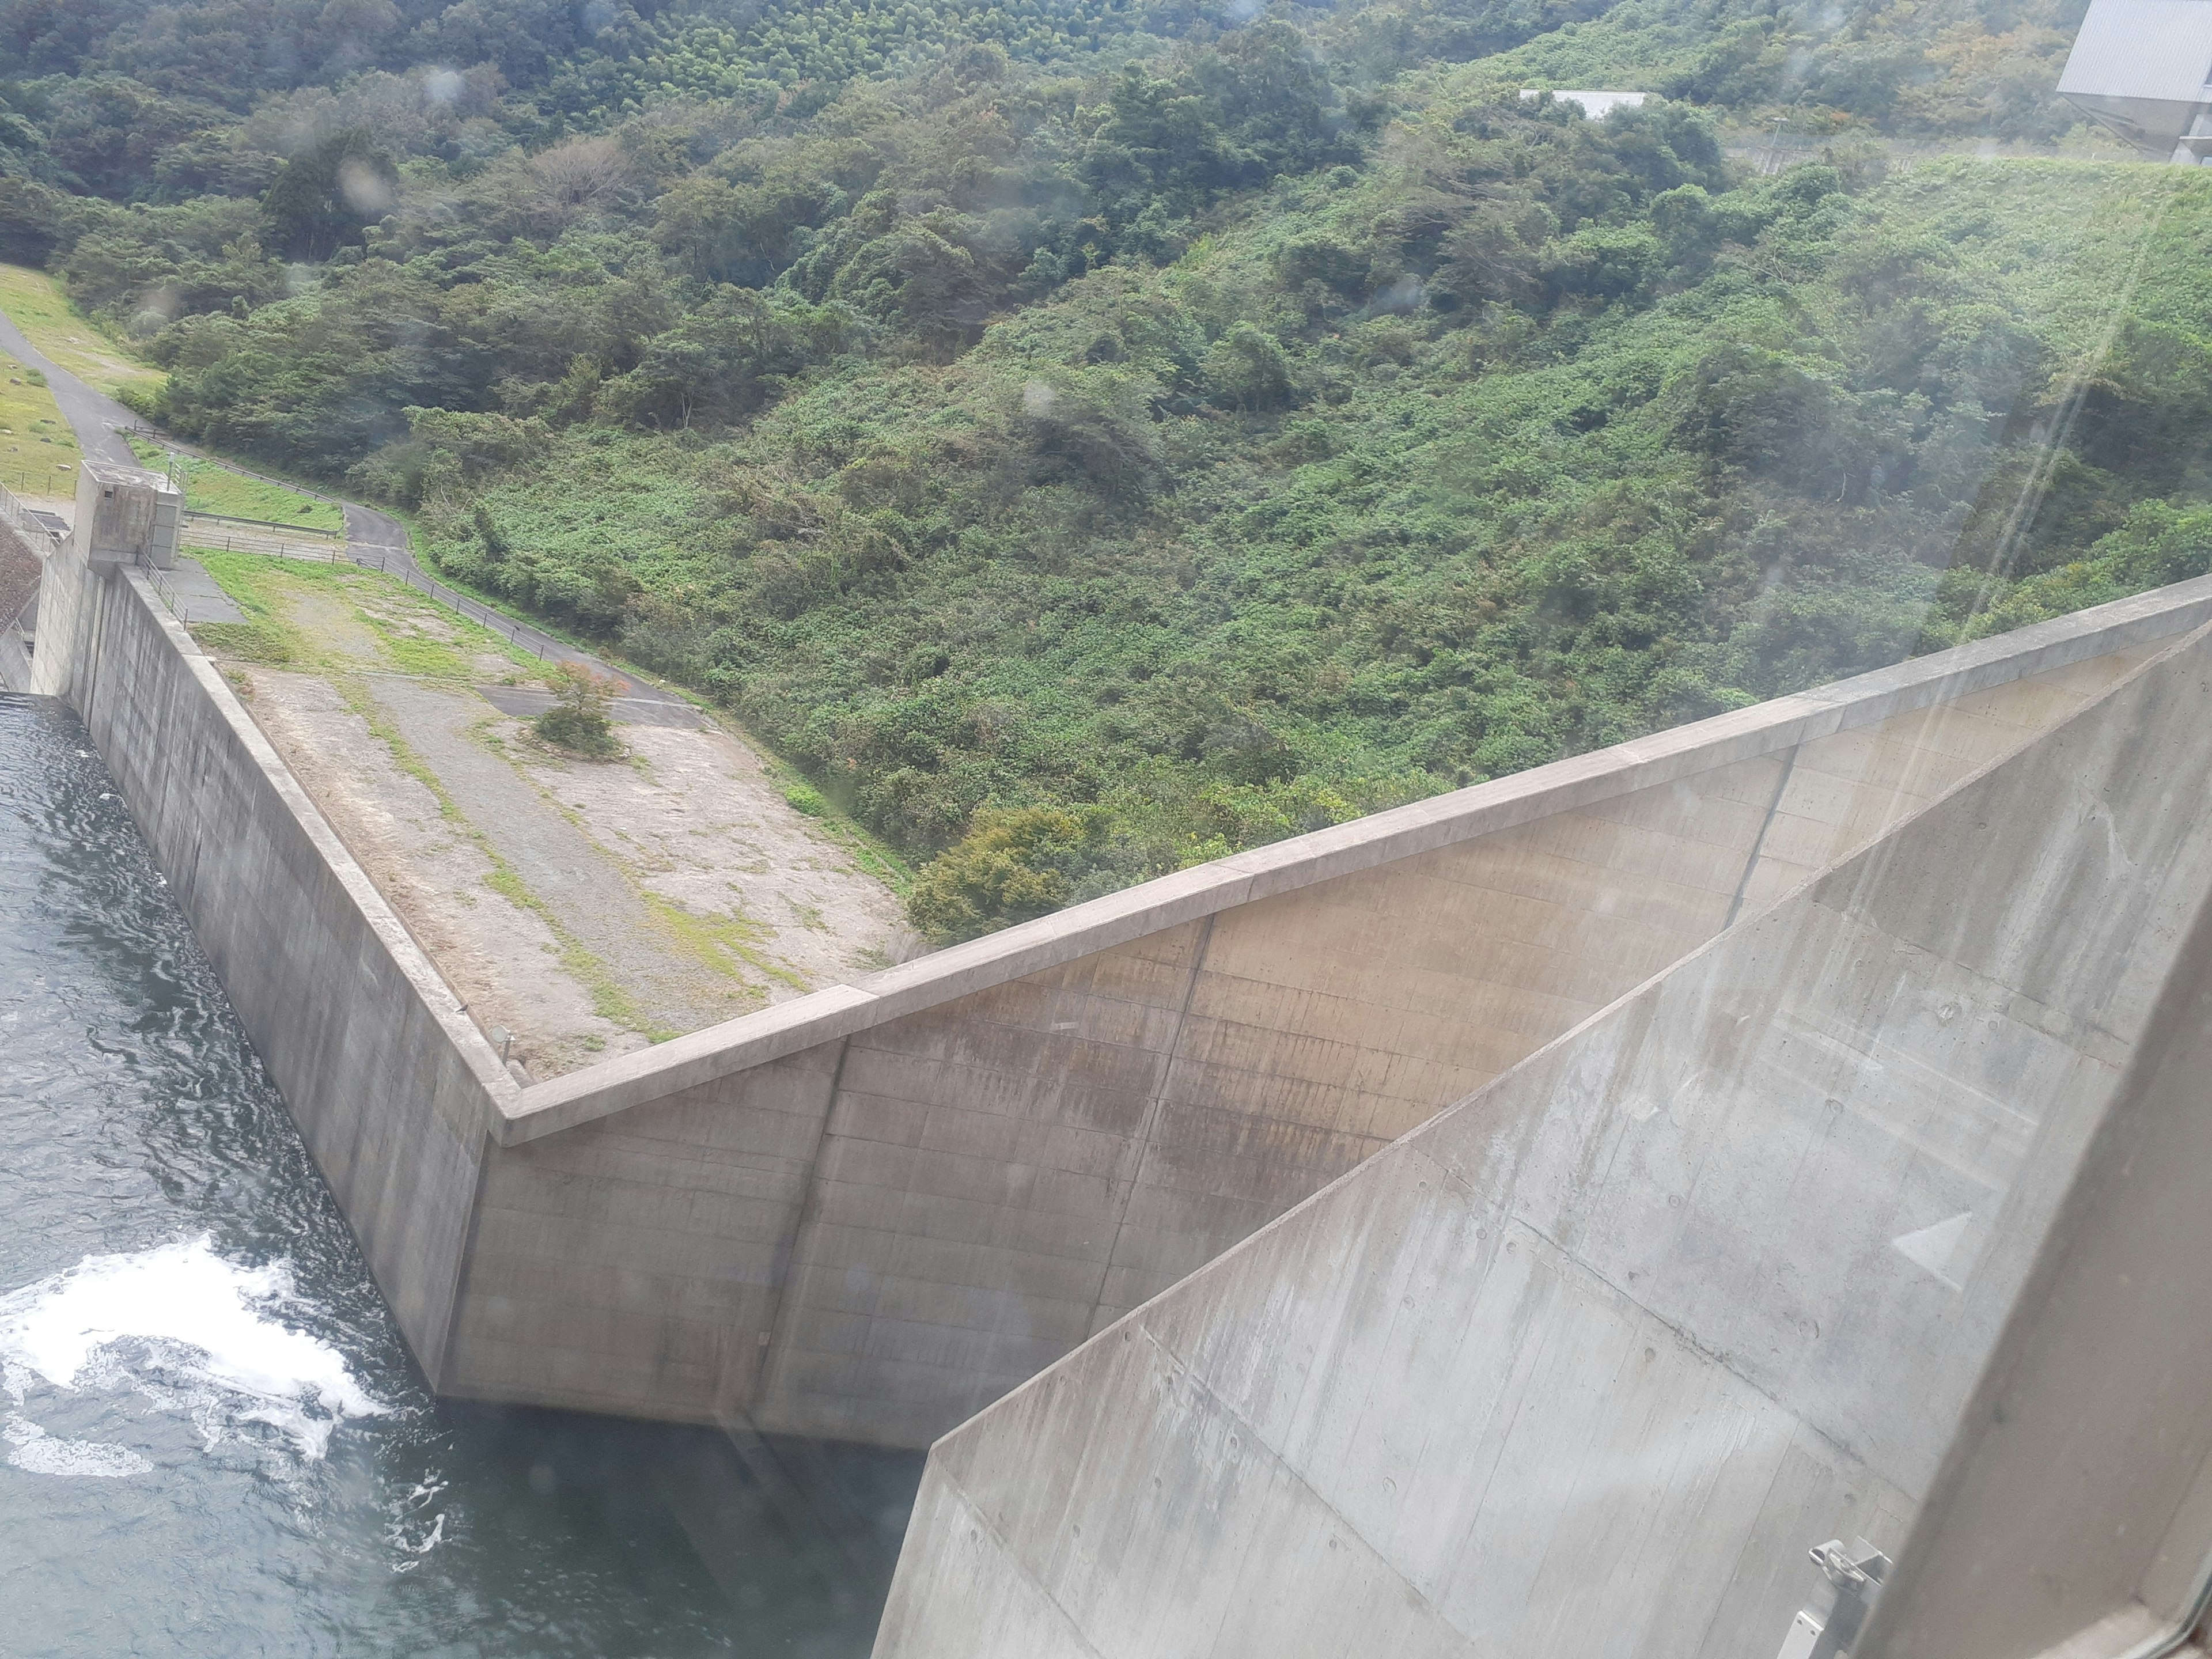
[1,1237,385,1467]
[0,692,915,1658]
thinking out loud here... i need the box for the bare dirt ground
[195,555,904,1080]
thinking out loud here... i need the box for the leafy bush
[532,663,622,757]
[906,805,1108,942]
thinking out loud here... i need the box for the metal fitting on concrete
[1776,1540,1891,1659]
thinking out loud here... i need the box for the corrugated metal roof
[2059,0,2212,101]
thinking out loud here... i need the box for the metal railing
[135,555,185,623]
[2,466,75,500]
[185,508,343,537]
[380,552,554,661]
[0,474,63,552]
[190,528,353,562]
[1,583,36,641]
[182,536,556,661]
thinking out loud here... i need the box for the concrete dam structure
[870,608,2212,1659]
[16,466,2212,1657]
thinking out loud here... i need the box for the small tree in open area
[534,664,623,757]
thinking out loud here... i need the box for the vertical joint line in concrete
[1724,745,1800,930]
[744,1033,854,1415]
[434,1130,501,1390]
[1088,911,1218,1332]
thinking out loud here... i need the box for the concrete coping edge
[501,572,2212,1142]
[119,570,521,1126]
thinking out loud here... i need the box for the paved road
[0,302,685,707]
[0,306,139,470]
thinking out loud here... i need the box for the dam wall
[43,547,2212,1457]
[870,620,2212,1659]
[450,578,2211,1446]
[0,510,44,692]
[67,566,511,1381]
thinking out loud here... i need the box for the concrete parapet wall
[872,622,2212,1659]
[444,577,2212,1447]
[51,552,2212,1465]
[68,570,510,1380]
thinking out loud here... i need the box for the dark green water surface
[0,692,918,1658]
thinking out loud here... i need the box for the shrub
[533,663,623,756]
[906,805,1107,943]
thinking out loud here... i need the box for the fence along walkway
[183,512,343,561]
[0,472,63,552]
[155,528,565,662]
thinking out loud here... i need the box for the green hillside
[6,0,2205,938]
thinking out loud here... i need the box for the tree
[533,663,624,755]
[260,127,395,261]
[907,805,1108,943]
[1203,322,1295,410]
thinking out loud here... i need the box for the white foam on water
[2,1414,152,1478]
[388,1474,451,1570]
[0,1238,385,1464]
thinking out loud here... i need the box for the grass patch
[335,664,675,1044]
[128,438,344,533]
[482,865,673,1039]
[758,757,912,895]
[645,895,798,995]
[190,548,541,679]
[367,628,472,678]
[188,547,675,1039]
[188,548,675,1043]
[0,350,81,495]
[0,264,161,398]
[190,620,294,664]
[185,551,325,662]
[192,547,349,599]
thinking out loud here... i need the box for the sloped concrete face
[52,552,2212,1456]
[442,627,2181,1445]
[1861,853,2212,1659]
[872,626,2212,1657]
[62,573,507,1382]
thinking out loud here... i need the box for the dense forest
[6,0,2209,938]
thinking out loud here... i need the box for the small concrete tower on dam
[24,459,182,706]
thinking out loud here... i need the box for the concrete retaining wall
[69,569,511,1381]
[872,620,2212,1659]
[446,577,2212,1448]
[52,548,2212,1464]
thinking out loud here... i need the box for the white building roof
[1518,89,1647,119]
[2058,0,2212,101]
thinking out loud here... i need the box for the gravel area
[203,565,902,1079]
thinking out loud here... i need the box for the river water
[0,693,918,1658]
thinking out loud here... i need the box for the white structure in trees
[2059,0,2212,158]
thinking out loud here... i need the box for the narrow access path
[0,306,138,469]
[0,298,686,707]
